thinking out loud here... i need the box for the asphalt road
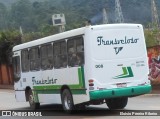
[0,89,160,119]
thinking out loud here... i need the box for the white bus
[12,24,151,112]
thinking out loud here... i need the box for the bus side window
[21,49,29,72]
[54,42,60,69]
[41,44,53,70]
[67,39,76,67]
[13,56,21,82]
[29,47,40,71]
[53,40,67,69]
[61,41,67,68]
[67,36,84,67]
[47,44,54,69]
[76,37,84,66]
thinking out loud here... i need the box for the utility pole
[102,8,108,24]
[19,26,24,43]
[115,0,124,23]
[151,0,160,45]
[151,0,159,28]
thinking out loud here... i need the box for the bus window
[21,49,29,72]
[68,39,76,67]
[68,37,84,67]
[13,56,21,82]
[29,47,40,71]
[61,41,67,67]
[53,41,67,69]
[76,37,84,66]
[41,44,53,70]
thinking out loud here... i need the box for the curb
[139,94,160,97]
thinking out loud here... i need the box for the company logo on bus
[97,36,139,46]
[114,47,123,55]
[113,67,134,79]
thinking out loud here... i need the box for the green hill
[0,0,160,32]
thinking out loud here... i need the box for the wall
[148,46,160,85]
[0,64,13,85]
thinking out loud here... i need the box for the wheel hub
[64,95,71,110]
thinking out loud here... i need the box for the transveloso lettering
[97,36,139,46]
[32,77,57,85]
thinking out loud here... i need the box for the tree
[144,25,160,48]
[9,0,35,32]
[39,24,58,37]
[0,30,21,64]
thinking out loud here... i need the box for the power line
[102,8,108,24]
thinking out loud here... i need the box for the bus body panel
[14,65,89,104]
[84,24,151,100]
[38,94,61,104]
[13,24,151,107]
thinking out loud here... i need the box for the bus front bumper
[89,85,151,100]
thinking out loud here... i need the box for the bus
[12,24,151,112]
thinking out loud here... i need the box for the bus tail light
[89,83,94,86]
[89,79,94,90]
[89,79,94,83]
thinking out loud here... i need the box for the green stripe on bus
[78,66,85,88]
[71,89,86,94]
[33,66,86,94]
[33,85,84,90]
[33,89,86,95]
[81,66,86,87]
[33,91,39,103]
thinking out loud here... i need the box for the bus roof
[13,27,86,51]
[13,24,142,52]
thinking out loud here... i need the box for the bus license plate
[116,83,127,88]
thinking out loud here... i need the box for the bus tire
[28,89,40,110]
[61,89,75,113]
[106,97,128,110]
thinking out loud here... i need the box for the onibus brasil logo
[113,67,134,79]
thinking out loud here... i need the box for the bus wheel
[28,89,40,110]
[61,89,75,113]
[106,97,128,110]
